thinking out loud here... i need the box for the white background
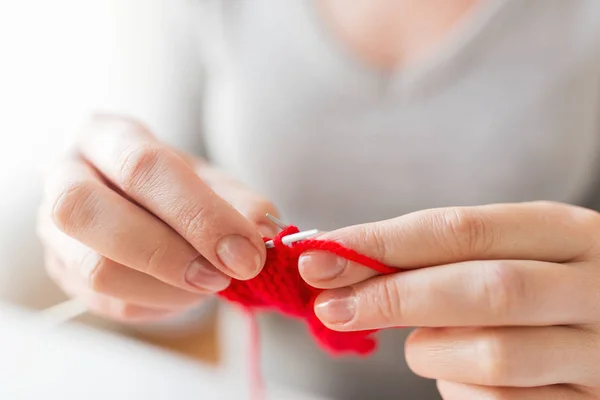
[0,1,176,308]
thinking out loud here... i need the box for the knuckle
[563,204,600,239]
[572,206,600,227]
[531,200,570,213]
[529,202,600,260]
[117,143,163,192]
[539,201,599,224]
[51,180,99,236]
[80,252,111,292]
[370,278,403,324]
[559,204,600,259]
[440,208,494,258]
[479,261,525,318]
[476,333,512,385]
[359,224,389,261]
[537,201,600,232]
[144,241,172,275]
[177,202,211,239]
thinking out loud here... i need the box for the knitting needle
[264,213,319,247]
[41,217,316,324]
[265,213,289,230]
[40,229,320,325]
[38,228,318,325]
[264,229,319,249]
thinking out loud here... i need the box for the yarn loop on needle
[218,225,399,355]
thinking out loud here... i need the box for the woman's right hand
[37,115,279,323]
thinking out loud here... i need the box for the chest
[316,0,482,70]
[199,0,600,228]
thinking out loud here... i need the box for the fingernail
[314,288,357,325]
[257,223,277,238]
[185,258,231,292]
[299,252,347,282]
[216,235,262,279]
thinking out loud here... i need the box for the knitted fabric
[218,226,398,356]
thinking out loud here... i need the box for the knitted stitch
[218,226,398,355]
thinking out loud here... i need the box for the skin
[37,114,279,322]
[318,0,481,70]
[37,0,480,323]
[38,1,600,398]
[306,3,600,396]
[299,202,600,399]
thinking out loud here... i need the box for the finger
[168,149,281,237]
[43,157,231,293]
[78,115,265,279]
[212,185,280,237]
[299,250,378,289]
[406,327,600,387]
[46,254,175,323]
[40,209,229,298]
[309,202,600,272]
[314,260,599,329]
[43,246,207,310]
[437,381,588,400]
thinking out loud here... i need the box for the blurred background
[0,0,218,360]
[2,2,598,399]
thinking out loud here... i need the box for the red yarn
[218,226,398,356]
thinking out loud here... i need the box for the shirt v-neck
[299,0,511,96]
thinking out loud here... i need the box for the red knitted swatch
[218,225,398,356]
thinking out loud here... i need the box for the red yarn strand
[290,239,397,275]
[247,309,264,400]
[218,225,401,398]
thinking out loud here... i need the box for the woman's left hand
[299,201,600,399]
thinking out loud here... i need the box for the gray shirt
[106,0,600,398]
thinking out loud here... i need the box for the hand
[299,202,600,399]
[37,115,278,322]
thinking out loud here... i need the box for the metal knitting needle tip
[264,229,319,249]
[265,213,289,230]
